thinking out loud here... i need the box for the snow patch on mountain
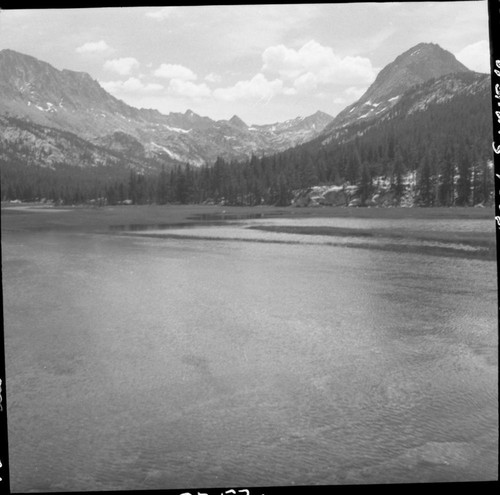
[163,125,191,134]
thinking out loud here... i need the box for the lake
[1,207,498,491]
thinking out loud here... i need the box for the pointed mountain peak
[365,41,471,103]
[229,114,248,129]
[394,42,470,72]
[313,110,331,116]
[296,110,334,129]
[309,110,334,121]
[0,48,134,123]
[182,108,211,122]
[325,42,471,132]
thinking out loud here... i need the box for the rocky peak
[174,108,213,130]
[0,48,131,116]
[302,110,334,127]
[324,42,472,132]
[228,114,248,129]
[362,42,470,104]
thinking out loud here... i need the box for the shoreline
[1,203,495,234]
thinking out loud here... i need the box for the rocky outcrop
[292,185,351,207]
[291,178,419,208]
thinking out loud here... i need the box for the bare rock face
[94,131,146,158]
[323,42,472,134]
[322,187,349,206]
[228,114,248,130]
[292,185,353,207]
[360,43,469,104]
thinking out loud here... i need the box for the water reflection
[109,210,287,231]
[109,220,236,231]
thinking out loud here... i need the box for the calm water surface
[2,215,498,491]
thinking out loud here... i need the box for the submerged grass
[246,224,496,260]
[247,224,496,249]
[123,231,496,260]
[1,203,494,232]
[1,203,496,260]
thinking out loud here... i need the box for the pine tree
[128,169,137,204]
[438,146,455,206]
[175,167,188,204]
[417,152,433,206]
[392,148,405,204]
[456,146,471,206]
[156,164,168,204]
[359,161,372,206]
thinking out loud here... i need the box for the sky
[0,2,491,125]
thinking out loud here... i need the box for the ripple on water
[3,225,497,491]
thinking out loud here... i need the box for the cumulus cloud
[154,63,197,81]
[455,40,490,73]
[262,40,377,87]
[167,79,211,98]
[101,78,163,93]
[213,73,285,102]
[103,57,140,76]
[293,72,319,93]
[76,40,112,54]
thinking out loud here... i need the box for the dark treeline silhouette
[1,83,493,207]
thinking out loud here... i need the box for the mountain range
[0,48,333,168]
[0,42,493,207]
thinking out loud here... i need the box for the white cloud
[154,63,197,81]
[455,40,490,73]
[213,73,284,102]
[101,78,164,94]
[332,86,367,106]
[103,57,140,76]
[145,7,177,20]
[205,72,222,83]
[262,40,377,86]
[345,86,366,99]
[168,79,211,99]
[194,4,323,60]
[76,40,112,54]
[293,72,318,93]
[283,87,298,96]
